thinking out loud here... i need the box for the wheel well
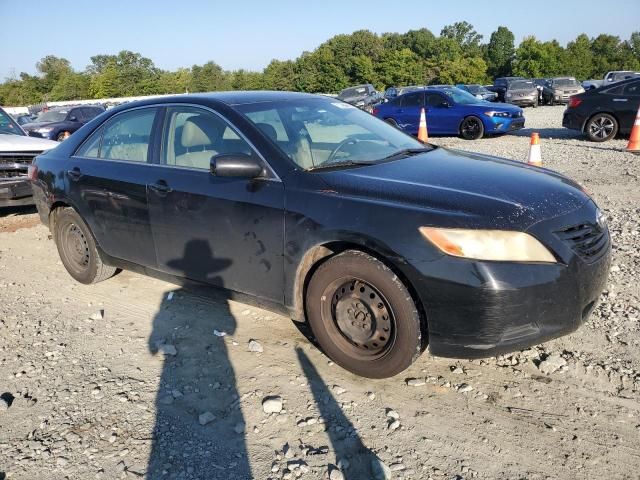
[48,201,71,232]
[294,242,428,343]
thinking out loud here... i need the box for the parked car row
[21,105,105,141]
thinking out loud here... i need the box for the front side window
[236,97,425,170]
[162,106,253,170]
[101,109,157,162]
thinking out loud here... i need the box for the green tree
[565,34,594,79]
[189,61,228,92]
[440,21,483,57]
[263,60,297,91]
[486,26,514,78]
[513,36,565,77]
[375,48,427,88]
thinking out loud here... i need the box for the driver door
[147,105,285,302]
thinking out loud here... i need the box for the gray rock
[406,378,426,386]
[388,419,401,430]
[248,340,263,353]
[538,353,567,374]
[198,411,216,425]
[371,456,393,480]
[89,310,104,321]
[156,343,177,356]
[457,383,473,393]
[332,385,347,395]
[234,421,245,434]
[330,468,345,480]
[0,396,9,411]
[262,395,283,414]
[386,409,399,419]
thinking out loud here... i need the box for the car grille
[555,223,609,263]
[511,111,523,118]
[0,151,40,178]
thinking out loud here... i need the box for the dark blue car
[22,105,105,141]
[373,87,525,140]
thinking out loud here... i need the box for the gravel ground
[1,105,639,480]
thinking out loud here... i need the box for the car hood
[316,147,590,230]
[459,102,521,113]
[0,133,59,152]
[21,121,59,130]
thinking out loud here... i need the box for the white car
[1,107,59,207]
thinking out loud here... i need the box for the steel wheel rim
[61,222,90,273]
[321,278,395,358]
[462,118,480,138]
[590,117,614,139]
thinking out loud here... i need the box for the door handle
[149,181,173,196]
[613,98,628,102]
[67,167,82,181]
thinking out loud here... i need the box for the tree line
[1,22,639,106]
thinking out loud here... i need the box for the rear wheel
[54,208,116,284]
[56,131,69,141]
[306,250,423,378]
[586,113,618,142]
[460,116,484,140]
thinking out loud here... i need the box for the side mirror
[69,116,79,122]
[210,153,264,178]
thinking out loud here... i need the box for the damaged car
[0,107,58,207]
[31,92,610,378]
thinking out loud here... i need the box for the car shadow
[296,347,378,479]
[0,205,37,218]
[510,127,582,139]
[146,239,252,479]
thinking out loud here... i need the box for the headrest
[256,123,278,141]
[181,115,220,148]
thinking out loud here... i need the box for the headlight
[35,127,54,133]
[419,227,557,263]
[484,111,510,118]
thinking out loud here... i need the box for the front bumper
[485,116,525,134]
[507,97,537,107]
[411,201,610,358]
[0,177,34,207]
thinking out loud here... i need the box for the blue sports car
[373,87,525,140]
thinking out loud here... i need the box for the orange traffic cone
[417,107,429,143]
[527,132,542,167]
[626,104,640,154]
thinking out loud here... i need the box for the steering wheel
[326,137,359,164]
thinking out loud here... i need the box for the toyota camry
[30,92,610,378]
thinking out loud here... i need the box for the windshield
[36,110,68,123]
[553,78,579,87]
[442,88,482,105]
[509,80,534,90]
[236,97,426,170]
[0,109,25,136]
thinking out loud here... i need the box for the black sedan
[563,77,640,142]
[31,92,610,378]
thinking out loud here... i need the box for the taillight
[28,164,38,181]
[568,97,582,108]
[372,107,379,116]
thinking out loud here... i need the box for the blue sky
[1,0,638,80]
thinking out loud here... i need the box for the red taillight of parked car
[372,107,379,116]
[568,97,582,109]
[27,164,38,181]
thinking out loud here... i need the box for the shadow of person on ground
[296,347,378,479]
[146,239,252,479]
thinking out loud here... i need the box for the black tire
[54,208,116,284]
[586,113,618,142]
[306,250,423,378]
[532,100,538,108]
[460,116,484,140]
[548,97,554,106]
[384,118,399,128]
[56,131,68,142]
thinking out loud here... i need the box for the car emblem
[596,209,607,230]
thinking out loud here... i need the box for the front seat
[175,115,221,169]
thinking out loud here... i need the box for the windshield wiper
[307,160,377,171]
[381,147,434,161]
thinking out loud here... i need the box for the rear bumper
[410,201,611,358]
[0,177,34,207]
[562,110,585,131]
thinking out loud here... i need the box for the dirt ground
[0,106,639,480]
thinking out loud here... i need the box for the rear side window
[101,109,157,163]
[75,108,157,162]
[76,126,104,157]
[622,81,640,96]
[401,92,424,108]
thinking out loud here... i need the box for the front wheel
[54,208,117,284]
[460,116,484,140]
[306,250,423,378]
[586,113,618,142]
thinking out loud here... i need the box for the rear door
[615,80,640,133]
[147,105,285,302]
[396,92,424,135]
[66,106,161,267]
